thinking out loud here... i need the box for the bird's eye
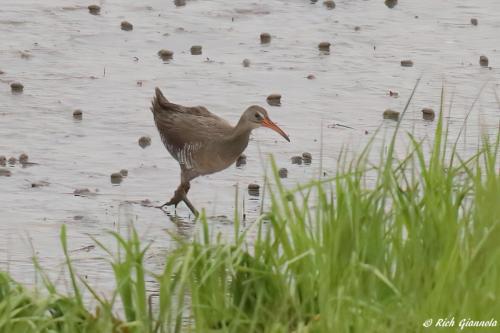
[255,113,262,120]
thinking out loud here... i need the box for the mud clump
[278,168,288,178]
[11,82,24,93]
[174,0,186,6]
[242,58,251,67]
[138,136,151,148]
[470,18,478,26]
[73,109,83,120]
[479,55,489,67]
[0,156,6,166]
[267,94,281,106]
[307,74,316,80]
[119,169,128,177]
[236,154,247,167]
[318,42,331,52]
[354,26,361,31]
[111,172,123,184]
[401,60,414,67]
[385,0,397,8]
[260,32,271,44]
[291,156,303,165]
[19,153,29,164]
[422,108,435,121]
[302,152,312,165]
[88,5,100,15]
[73,188,93,196]
[158,49,174,61]
[0,168,11,177]
[190,45,202,55]
[248,183,260,196]
[121,21,133,31]
[383,109,400,121]
[323,1,336,9]
[31,181,49,188]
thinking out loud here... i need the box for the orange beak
[262,117,290,142]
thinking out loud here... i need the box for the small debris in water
[19,51,32,59]
[479,55,489,67]
[401,60,414,67]
[422,108,435,121]
[267,94,282,106]
[71,244,95,252]
[73,109,83,120]
[266,94,281,106]
[323,1,336,9]
[354,26,361,31]
[278,168,288,178]
[8,157,17,165]
[138,136,151,148]
[260,32,271,44]
[236,154,247,167]
[248,183,260,196]
[0,156,6,166]
[121,21,133,31]
[120,169,128,177]
[88,4,100,15]
[73,188,92,196]
[291,156,303,165]
[307,74,316,80]
[31,181,49,188]
[137,81,143,87]
[470,18,478,26]
[302,152,312,165]
[384,0,397,8]
[158,49,174,61]
[242,58,251,67]
[383,109,400,121]
[190,45,202,55]
[11,82,24,93]
[389,90,399,98]
[174,0,186,6]
[111,172,123,184]
[0,70,4,75]
[318,42,331,52]
[0,168,11,177]
[19,153,29,164]
[141,199,152,207]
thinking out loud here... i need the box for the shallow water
[0,0,499,290]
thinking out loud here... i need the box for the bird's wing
[151,88,233,168]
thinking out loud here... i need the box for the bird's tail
[151,87,170,114]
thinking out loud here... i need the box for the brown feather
[151,87,238,177]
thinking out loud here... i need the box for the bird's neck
[223,120,252,159]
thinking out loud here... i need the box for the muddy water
[1,0,499,290]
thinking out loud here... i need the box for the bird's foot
[156,183,189,210]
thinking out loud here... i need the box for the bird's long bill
[262,117,290,142]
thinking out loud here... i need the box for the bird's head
[243,105,290,142]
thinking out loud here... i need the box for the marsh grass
[1,86,499,332]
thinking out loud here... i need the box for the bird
[150,87,290,216]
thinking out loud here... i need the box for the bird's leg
[158,182,199,217]
[181,196,199,217]
[157,182,187,209]
[179,182,199,217]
